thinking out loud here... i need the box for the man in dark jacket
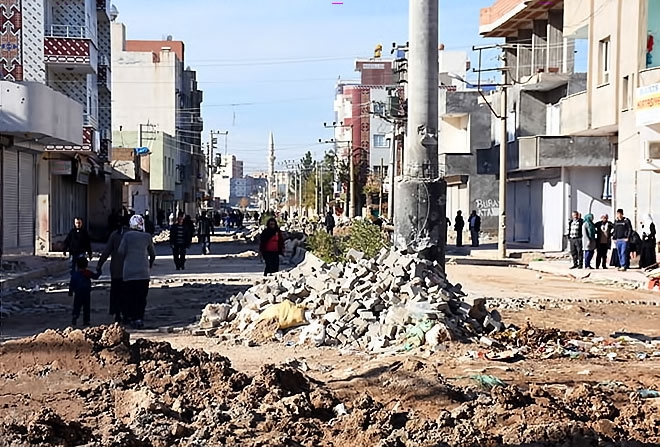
[325,210,336,235]
[468,210,481,247]
[454,211,465,247]
[97,217,127,322]
[567,211,584,269]
[63,217,93,272]
[594,214,614,269]
[613,208,632,271]
[197,211,214,255]
[170,211,192,270]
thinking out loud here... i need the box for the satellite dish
[109,4,119,21]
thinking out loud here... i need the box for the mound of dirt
[1,325,659,446]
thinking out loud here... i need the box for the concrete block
[324,312,340,323]
[346,248,365,261]
[357,310,376,321]
[328,265,343,280]
[347,301,362,315]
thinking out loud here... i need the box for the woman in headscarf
[639,214,657,269]
[582,213,597,269]
[118,215,156,329]
[259,217,284,276]
[96,215,127,323]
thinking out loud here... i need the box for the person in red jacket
[259,217,284,275]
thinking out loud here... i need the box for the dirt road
[1,240,659,446]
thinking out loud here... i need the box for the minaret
[268,131,276,210]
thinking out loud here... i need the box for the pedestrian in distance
[639,214,657,269]
[144,210,155,235]
[197,211,214,255]
[567,211,584,269]
[612,208,633,271]
[118,215,156,329]
[69,257,101,327]
[454,211,465,247]
[96,216,127,323]
[582,213,597,269]
[170,211,192,270]
[63,217,93,273]
[468,210,481,247]
[259,217,284,276]
[325,210,335,235]
[594,214,613,269]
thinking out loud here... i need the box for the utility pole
[394,0,446,265]
[379,157,384,217]
[471,44,512,259]
[349,148,356,219]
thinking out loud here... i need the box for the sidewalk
[446,241,654,291]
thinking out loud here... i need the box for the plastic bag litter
[469,374,508,390]
[258,299,308,329]
[404,319,435,350]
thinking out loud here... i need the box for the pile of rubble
[199,248,502,351]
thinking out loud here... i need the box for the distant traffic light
[374,44,383,59]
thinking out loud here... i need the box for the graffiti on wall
[474,198,500,217]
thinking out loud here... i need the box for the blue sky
[113,0,501,173]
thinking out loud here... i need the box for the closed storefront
[2,147,37,254]
[51,167,88,239]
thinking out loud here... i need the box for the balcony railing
[45,24,92,39]
[83,113,98,129]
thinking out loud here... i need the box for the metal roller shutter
[18,151,36,250]
[2,149,19,252]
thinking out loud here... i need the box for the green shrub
[307,230,345,263]
[345,218,390,259]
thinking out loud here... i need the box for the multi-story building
[479,0,614,250]
[111,20,203,217]
[333,58,395,216]
[1,0,112,254]
[212,154,244,205]
[562,0,660,231]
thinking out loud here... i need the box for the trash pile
[152,229,170,243]
[1,326,659,446]
[467,322,660,363]
[198,248,503,351]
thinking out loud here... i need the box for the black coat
[63,228,92,256]
[469,215,481,232]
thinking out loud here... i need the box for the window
[622,75,631,110]
[373,101,386,115]
[373,134,388,147]
[599,38,610,85]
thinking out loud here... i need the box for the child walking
[69,257,101,326]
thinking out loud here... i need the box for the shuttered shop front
[2,148,36,254]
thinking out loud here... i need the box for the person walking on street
[613,208,633,271]
[144,210,155,235]
[69,257,101,327]
[468,210,481,247]
[567,211,584,269]
[259,217,284,276]
[639,214,657,269]
[582,213,597,269]
[325,210,336,235]
[197,211,214,255]
[63,217,93,273]
[170,211,191,270]
[595,214,613,269]
[454,211,465,247]
[96,217,127,322]
[117,215,156,329]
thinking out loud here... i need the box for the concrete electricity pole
[394,0,446,265]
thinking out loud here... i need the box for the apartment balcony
[44,24,98,74]
[559,91,588,135]
[96,0,112,21]
[516,135,611,170]
[480,0,561,37]
[0,80,83,145]
[97,55,111,91]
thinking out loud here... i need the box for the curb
[447,257,528,268]
[526,263,649,290]
[0,260,70,294]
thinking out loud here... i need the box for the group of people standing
[568,209,657,271]
[452,210,482,247]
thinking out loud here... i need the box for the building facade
[111,21,203,218]
[333,59,395,216]
[480,0,614,250]
[1,0,112,254]
[562,0,660,233]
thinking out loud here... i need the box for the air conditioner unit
[647,141,660,160]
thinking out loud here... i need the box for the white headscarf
[129,214,145,231]
[642,214,654,227]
